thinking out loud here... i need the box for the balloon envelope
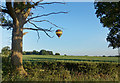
[56,29,63,38]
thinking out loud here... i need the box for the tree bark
[11,19,27,76]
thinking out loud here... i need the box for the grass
[2,55,119,81]
[23,55,118,63]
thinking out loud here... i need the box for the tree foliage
[94,2,120,49]
[55,53,60,55]
[23,50,54,55]
[1,46,11,56]
[39,50,53,55]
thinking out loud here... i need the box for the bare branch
[0,23,13,27]
[38,6,44,9]
[37,31,40,41]
[25,11,68,24]
[31,20,63,29]
[28,21,52,32]
[43,30,54,38]
[39,2,65,5]
[23,32,28,36]
[25,1,64,9]
[23,28,39,31]
[23,27,54,38]
[0,23,13,30]
[26,0,44,9]
[1,9,9,14]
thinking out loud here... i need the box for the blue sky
[0,2,118,56]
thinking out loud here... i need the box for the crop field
[23,55,118,63]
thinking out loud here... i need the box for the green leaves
[95,2,120,49]
[1,46,11,56]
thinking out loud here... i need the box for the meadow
[23,55,118,63]
[2,55,119,81]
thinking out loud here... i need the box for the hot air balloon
[56,29,63,38]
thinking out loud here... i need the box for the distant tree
[25,51,33,55]
[64,54,67,56]
[36,51,39,55]
[102,55,106,57]
[23,51,26,55]
[85,55,88,56]
[39,50,49,55]
[1,46,11,56]
[47,51,53,55]
[33,50,39,55]
[55,53,60,55]
[94,2,120,49]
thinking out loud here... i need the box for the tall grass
[2,56,119,81]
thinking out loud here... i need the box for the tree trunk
[11,20,27,76]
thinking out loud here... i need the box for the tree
[39,49,49,55]
[1,46,11,56]
[25,51,33,55]
[33,50,39,55]
[94,2,120,49]
[46,51,53,55]
[55,53,60,55]
[22,51,26,55]
[0,0,67,75]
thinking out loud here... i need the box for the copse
[46,51,53,55]
[55,53,60,55]
[39,50,53,55]
[33,50,39,55]
[23,50,53,55]
[39,50,48,55]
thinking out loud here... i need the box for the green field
[23,55,118,63]
[2,55,119,81]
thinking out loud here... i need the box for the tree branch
[30,1,65,9]
[39,2,65,5]
[28,21,53,32]
[30,20,63,29]
[23,27,54,38]
[37,30,40,40]
[1,9,9,14]
[0,23,13,27]
[25,11,68,24]
[43,30,54,38]
[23,0,43,11]
[6,1,17,20]
[23,28,39,31]
[31,0,43,7]
[0,23,13,30]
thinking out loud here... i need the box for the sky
[0,2,118,56]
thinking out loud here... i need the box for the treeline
[23,50,60,55]
[1,46,60,56]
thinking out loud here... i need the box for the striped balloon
[56,29,63,38]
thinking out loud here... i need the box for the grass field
[2,55,119,81]
[23,55,118,63]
